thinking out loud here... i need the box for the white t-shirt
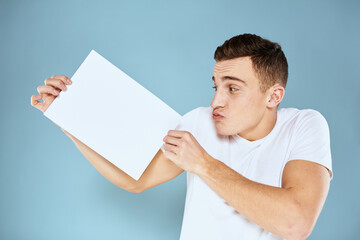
[173,106,333,240]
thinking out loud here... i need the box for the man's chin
[215,127,236,137]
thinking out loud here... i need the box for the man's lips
[213,112,224,117]
[213,112,225,119]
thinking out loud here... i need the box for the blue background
[1,0,359,239]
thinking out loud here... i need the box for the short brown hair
[214,33,288,93]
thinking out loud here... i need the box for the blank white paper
[44,50,182,180]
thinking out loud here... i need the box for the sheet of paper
[44,50,182,180]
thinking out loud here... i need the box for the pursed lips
[213,111,225,117]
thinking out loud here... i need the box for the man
[31,33,332,240]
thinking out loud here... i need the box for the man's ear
[266,84,285,108]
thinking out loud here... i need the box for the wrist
[194,154,217,177]
[61,128,71,137]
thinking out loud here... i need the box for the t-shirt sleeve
[161,107,201,153]
[174,107,201,132]
[288,110,333,180]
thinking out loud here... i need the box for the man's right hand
[30,74,73,135]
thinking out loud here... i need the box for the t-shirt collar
[232,110,281,146]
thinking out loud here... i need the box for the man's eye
[212,86,238,92]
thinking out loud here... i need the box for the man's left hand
[162,130,212,174]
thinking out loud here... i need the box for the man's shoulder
[278,107,327,123]
[176,106,210,132]
[278,107,329,135]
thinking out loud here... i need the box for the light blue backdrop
[1,0,359,239]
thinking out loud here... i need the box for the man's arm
[32,75,184,193]
[196,157,330,240]
[65,129,184,193]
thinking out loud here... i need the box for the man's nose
[211,90,226,109]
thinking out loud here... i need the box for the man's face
[211,57,270,137]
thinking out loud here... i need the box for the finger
[51,75,72,85]
[44,78,68,91]
[163,135,182,146]
[167,130,188,138]
[30,94,44,110]
[163,143,178,154]
[37,85,61,96]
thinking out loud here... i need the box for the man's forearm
[195,156,307,239]
[66,132,139,192]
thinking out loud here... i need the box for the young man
[31,33,332,240]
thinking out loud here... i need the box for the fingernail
[68,79,72,84]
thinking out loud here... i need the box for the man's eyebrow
[212,76,247,86]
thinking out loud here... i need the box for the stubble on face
[211,57,269,138]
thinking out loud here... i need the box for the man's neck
[238,108,278,142]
